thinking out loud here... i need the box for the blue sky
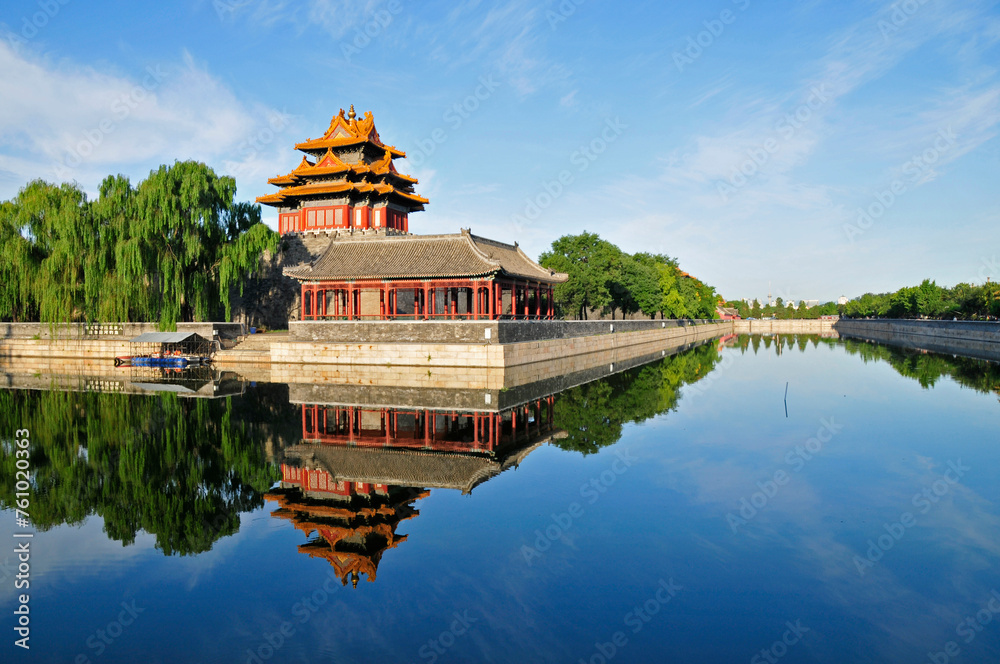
[1,0,998,302]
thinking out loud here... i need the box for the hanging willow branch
[0,162,278,327]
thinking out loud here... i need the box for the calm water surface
[2,336,1000,663]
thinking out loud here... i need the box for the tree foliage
[0,162,278,326]
[841,279,1000,320]
[539,232,719,319]
[725,299,839,320]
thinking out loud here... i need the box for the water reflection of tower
[267,477,426,588]
[266,396,559,586]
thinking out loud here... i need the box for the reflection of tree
[552,344,722,455]
[0,387,288,555]
[839,339,1000,396]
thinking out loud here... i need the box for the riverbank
[1,319,733,390]
[835,319,1000,362]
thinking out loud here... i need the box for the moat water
[2,335,1000,663]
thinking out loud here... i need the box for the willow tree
[0,199,40,321]
[0,161,277,326]
[126,161,278,326]
[0,180,88,323]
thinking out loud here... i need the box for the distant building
[838,295,848,306]
[799,299,820,309]
[716,306,740,320]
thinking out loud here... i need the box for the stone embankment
[733,319,837,335]
[268,320,731,389]
[835,319,1000,362]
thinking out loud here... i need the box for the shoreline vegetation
[838,280,999,321]
[0,161,277,328]
[540,232,719,320]
[2,169,997,326]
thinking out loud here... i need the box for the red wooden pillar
[423,284,430,320]
[523,284,529,319]
[379,286,386,318]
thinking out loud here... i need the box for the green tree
[0,163,278,326]
[540,232,622,319]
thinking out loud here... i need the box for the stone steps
[225,333,289,352]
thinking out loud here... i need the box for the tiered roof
[285,230,569,284]
[256,105,427,210]
[266,483,427,587]
[284,439,547,494]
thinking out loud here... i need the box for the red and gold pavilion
[257,105,426,234]
[258,106,567,321]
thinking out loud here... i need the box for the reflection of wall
[0,361,248,398]
[836,319,1000,362]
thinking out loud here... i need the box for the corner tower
[257,105,428,235]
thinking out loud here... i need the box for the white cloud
[660,0,1000,214]
[0,42,291,201]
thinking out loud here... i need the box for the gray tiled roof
[284,439,547,494]
[284,231,568,283]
